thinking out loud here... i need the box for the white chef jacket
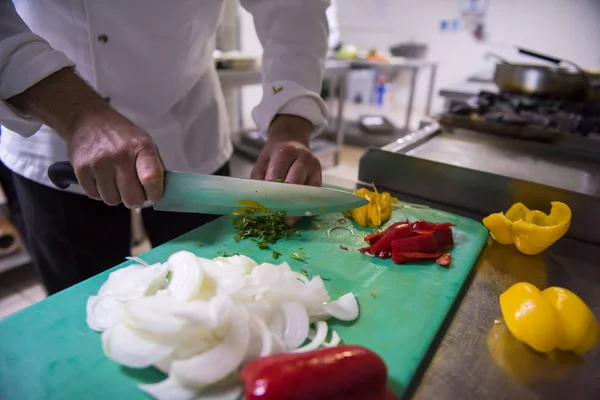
[0,0,330,193]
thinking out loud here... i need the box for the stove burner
[443,91,600,140]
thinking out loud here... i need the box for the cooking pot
[487,48,598,100]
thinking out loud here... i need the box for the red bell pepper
[241,345,396,400]
[368,223,414,255]
[359,219,455,266]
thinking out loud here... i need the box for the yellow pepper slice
[344,186,397,228]
[500,282,599,354]
[482,202,571,255]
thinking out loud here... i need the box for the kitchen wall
[237,0,600,129]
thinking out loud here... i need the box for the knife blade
[47,162,368,216]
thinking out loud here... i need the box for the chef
[0,0,331,294]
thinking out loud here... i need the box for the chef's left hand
[251,115,322,187]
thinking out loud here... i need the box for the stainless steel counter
[357,137,600,399]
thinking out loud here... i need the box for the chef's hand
[251,115,322,225]
[251,114,322,187]
[66,107,164,208]
[7,67,164,208]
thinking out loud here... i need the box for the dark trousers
[12,163,229,295]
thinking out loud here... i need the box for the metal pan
[487,48,596,100]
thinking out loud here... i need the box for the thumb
[135,145,164,202]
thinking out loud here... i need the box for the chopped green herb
[371,292,377,299]
[197,243,204,247]
[300,269,309,276]
[274,178,285,183]
[272,250,281,259]
[165,271,172,282]
[233,234,241,242]
[231,208,300,250]
[322,277,331,281]
[232,253,240,256]
[291,252,306,262]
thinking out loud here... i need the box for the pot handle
[484,52,509,64]
[516,47,562,65]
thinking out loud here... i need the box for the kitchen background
[1,0,599,318]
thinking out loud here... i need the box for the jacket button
[98,34,108,44]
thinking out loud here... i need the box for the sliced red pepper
[368,223,414,255]
[436,253,451,267]
[390,234,440,254]
[241,345,392,400]
[364,231,385,245]
[432,228,454,251]
[392,251,443,259]
[340,245,349,251]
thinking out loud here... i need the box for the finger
[285,158,309,185]
[251,153,269,180]
[94,168,121,206]
[76,165,101,200]
[116,162,147,209]
[136,145,164,202]
[306,158,323,187]
[265,152,296,182]
[285,216,301,227]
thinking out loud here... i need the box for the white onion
[170,306,250,388]
[281,302,310,350]
[324,330,341,348]
[323,293,360,321]
[87,252,360,399]
[102,322,174,368]
[86,295,124,332]
[292,320,328,353]
[99,263,168,301]
[167,251,205,301]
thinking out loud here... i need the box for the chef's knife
[47,161,368,216]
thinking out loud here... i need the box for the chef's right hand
[66,106,164,208]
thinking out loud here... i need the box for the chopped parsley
[272,250,281,259]
[231,208,300,250]
[291,252,307,262]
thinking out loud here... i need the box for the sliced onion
[323,292,359,321]
[102,322,174,368]
[244,315,275,362]
[323,330,341,348]
[166,251,205,301]
[98,263,168,301]
[86,295,124,332]
[292,321,328,353]
[327,225,355,237]
[125,296,190,335]
[281,302,310,350]
[170,307,250,387]
[139,377,199,400]
[125,256,150,266]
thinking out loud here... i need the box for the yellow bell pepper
[500,282,599,354]
[482,202,571,255]
[344,186,397,228]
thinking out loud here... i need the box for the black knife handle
[48,161,79,189]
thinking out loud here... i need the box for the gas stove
[440,91,600,141]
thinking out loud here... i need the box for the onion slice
[170,305,250,387]
[324,292,359,321]
[166,251,205,301]
[86,295,124,332]
[292,320,328,353]
[327,225,355,237]
[281,302,310,350]
[102,322,174,368]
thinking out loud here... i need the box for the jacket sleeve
[239,0,331,137]
[0,0,74,136]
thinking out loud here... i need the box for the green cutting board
[0,205,488,399]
